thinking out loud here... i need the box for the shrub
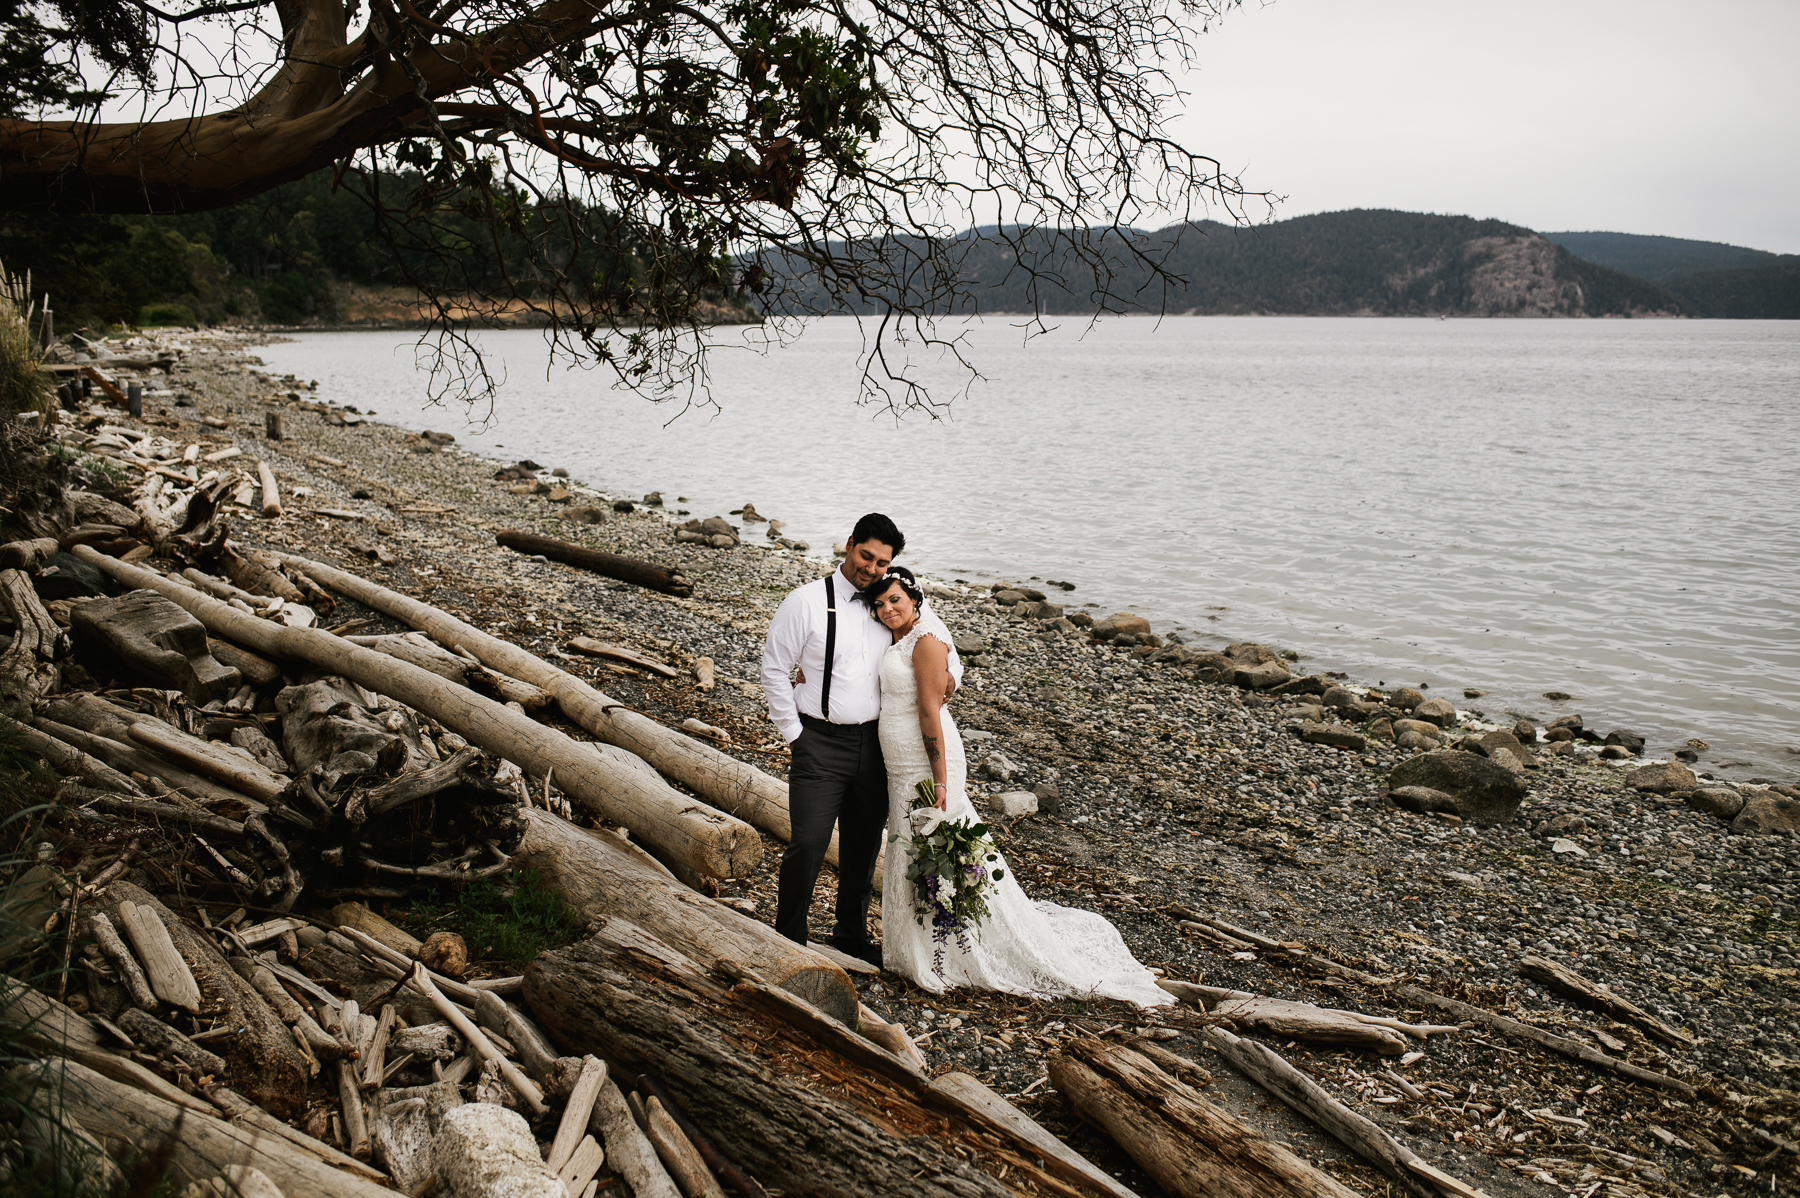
[0,261,51,418]
[136,302,194,328]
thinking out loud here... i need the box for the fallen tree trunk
[32,714,265,811]
[513,806,857,1025]
[495,529,693,597]
[0,714,145,794]
[275,551,839,869]
[1156,981,1413,1055]
[1049,1037,1360,1198]
[71,546,761,880]
[525,922,1081,1198]
[13,1057,393,1198]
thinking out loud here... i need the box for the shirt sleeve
[760,588,809,743]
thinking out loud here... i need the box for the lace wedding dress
[877,610,1172,1006]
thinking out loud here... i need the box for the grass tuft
[402,866,585,971]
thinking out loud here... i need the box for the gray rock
[1068,611,1094,629]
[1734,794,1800,837]
[1547,714,1584,732]
[1544,726,1576,742]
[675,529,707,544]
[1045,617,1078,633]
[1389,786,1459,814]
[1091,612,1151,640]
[1393,719,1443,742]
[1397,729,1437,751]
[1266,674,1328,697]
[700,516,738,541]
[1388,749,1528,824]
[1033,780,1063,817]
[559,506,607,524]
[993,589,1027,606]
[1545,740,1577,757]
[1320,685,1359,711]
[1015,601,1064,619]
[1477,730,1538,771]
[1366,717,1395,742]
[1512,719,1537,744]
[707,534,737,550]
[1298,723,1367,751]
[1687,788,1746,820]
[1233,660,1291,690]
[1225,641,1283,665]
[952,634,987,655]
[1542,812,1587,837]
[1387,686,1425,711]
[612,499,636,513]
[1598,745,1634,760]
[1625,760,1698,795]
[980,752,1022,782]
[992,790,1039,818]
[1411,697,1458,727]
[1604,729,1646,756]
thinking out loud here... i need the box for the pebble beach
[71,328,1800,1197]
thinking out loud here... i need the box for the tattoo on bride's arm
[924,736,941,764]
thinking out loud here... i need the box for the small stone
[1411,697,1458,727]
[1603,729,1646,756]
[1511,719,1537,743]
[612,499,636,513]
[1033,780,1063,817]
[1387,686,1425,711]
[1389,785,1459,814]
[1298,723,1367,751]
[1543,691,1573,701]
[643,491,663,506]
[419,931,468,978]
[993,791,1039,818]
[980,752,1022,782]
[545,486,572,503]
[1551,838,1589,857]
[552,467,569,477]
[1091,612,1151,640]
[1463,688,1485,699]
[560,506,606,524]
[1625,760,1698,794]
[707,534,737,549]
[1598,745,1634,760]
[1396,730,1436,751]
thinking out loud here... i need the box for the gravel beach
[86,330,1800,1197]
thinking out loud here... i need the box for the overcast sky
[1169,0,1800,253]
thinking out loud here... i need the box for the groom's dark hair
[849,512,905,556]
[858,564,924,609]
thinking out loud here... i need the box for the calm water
[258,317,1800,779]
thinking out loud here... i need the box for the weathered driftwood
[208,635,284,686]
[228,956,343,1061]
[68,589,240,702]
[125,717,287,802]
[472,989,561,1083]
[115,897,203,1012]
[20,1057,393,1198]
[1200,1027,1455,1198]
[1049,1036,1359,1198]
[548,1056,609,1174]
[116,1006,227,1076]
[930,1072,1140,1198]
[591,1077,682,1198]
[1,535,62,569]
[495,528,693,597]
[1519,955,1694,1048]
[10,1069,127,1194]
[223,542,313,608]
[0,565,66,700]
[0,714,144,794]
[1156,981,1411,1055]
[345,631,475,682]
[410,963,547,1115]
[371,1079,462,1193]
[103,881,310,1118]
[514,806,857,1025]
[274,553,840,868]
[565,635,679,678]
[329,900,424,956]
[36,707,263,811]
[527,921,1093,1198]
[74,547,762,879]
[338,1056,372,1158]
[87,911,159,1010]
[645,1095,727,1198]
[857,1004,929,1074]
[258,459,283,518]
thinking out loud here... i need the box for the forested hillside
[767,210,1689,318]
[1545,231,1798,319]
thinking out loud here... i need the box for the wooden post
[127,382,142,417]
[258,460,283,518]
[266,411,285,440]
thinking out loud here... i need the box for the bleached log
[409,964,547,1115]
[391,1022,461,1061]
[346,631,474,682]
[857,1004,929,1074]
[228,957,343,1060]
[1198,1027,1464,1198]
[1157,980,1409,1055]
[274,552,838,867]
[1049,1037,1360,1198]
[36,699,263,810]
[73,546,761,879]
[18,1057,393,1198]
[0,714,144,794]
[182,1165,286,1198]
[547,1056,609,1174]
[590,1078,682,1198]
[0,565,65,700]
[472,989,562,1083]
[513,806,857,1025]
[87,911,158,1010]
[434,1102,565,1198]
[360,1004,397,1089]
[646,1096,726,1198]
[329,900,424,955]
[338,1058,371,1159]
[557,1135,606,1196]
[116,898,202,1012]
[12,1065,127,1194]
[1519,954,1693,1047]
[125,717,287,802]
[929,1072,1139,1198]
[258,460,282,518]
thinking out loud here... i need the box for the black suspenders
[820,576,838,719]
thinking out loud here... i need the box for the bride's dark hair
[859,565,925,614]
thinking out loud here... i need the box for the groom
[761,513,942,966]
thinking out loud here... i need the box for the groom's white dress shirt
[760,568,964,744]
[761,570,890,743]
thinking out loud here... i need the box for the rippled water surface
[260,317,1800,777]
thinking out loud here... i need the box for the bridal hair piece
[859,564,924,614]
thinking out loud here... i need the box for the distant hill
[768,209,1690,318]
[1543,231,1779,283]
[1544,231,1798,318]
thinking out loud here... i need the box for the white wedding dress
[877,610,1172,1006]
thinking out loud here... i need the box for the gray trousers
[775,715,887,946]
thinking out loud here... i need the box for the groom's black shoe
[831,938,883,970]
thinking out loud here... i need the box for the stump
[69,589,240,702]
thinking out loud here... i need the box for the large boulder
[1624,760,1698,795]
[1233,659,1292,690]
[1686,788,1746,820]
[1733,793,1800,837]
[1393,719,1443,742]
[1320,685,1360,712]
[1225,641,1283,665]
[1388,750,1528,825]
[1411,697,1459,727]
[1091,612,1151,641]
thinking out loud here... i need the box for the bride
[864,567,1172,1006]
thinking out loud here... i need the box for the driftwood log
[494,528,693,597]
[1155,980,1447,1055]
[1049,1036,1359,1198]
[72,546,761,880]
[0,714,145,794]
[15,1057,393,1198]
[0,565,66,701]
[1518,955,1694,1047]
[275,552,843,870]
[527,920,1104,1198]
[514,806,857,1025]
[99,881,310,1117]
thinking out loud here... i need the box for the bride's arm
[912,635,952,805]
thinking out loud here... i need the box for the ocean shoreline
[60,326,1800,1196]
